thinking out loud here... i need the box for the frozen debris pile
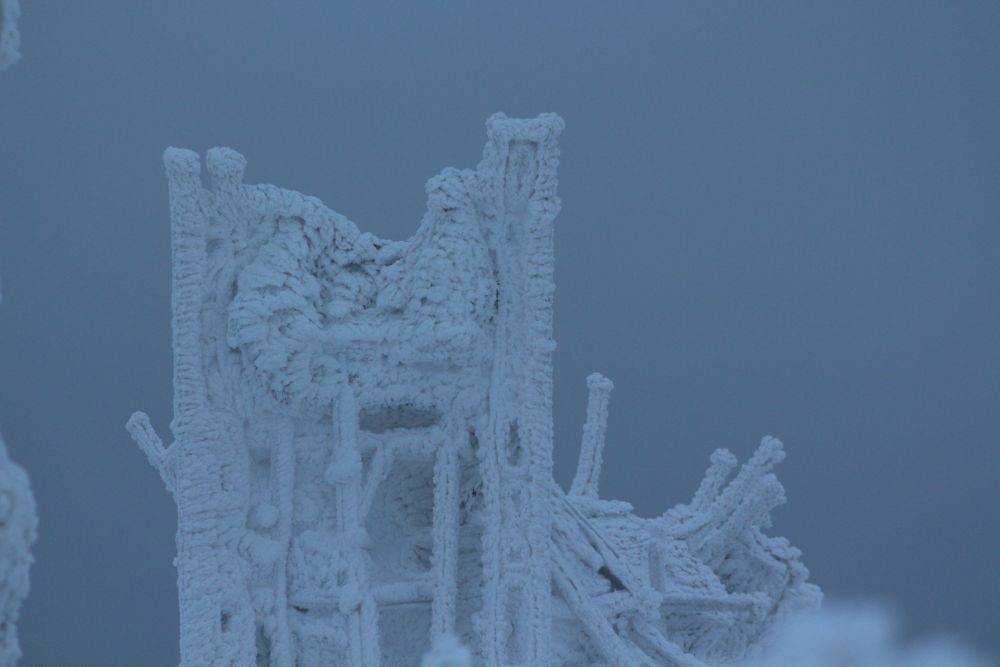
[130,113,819,666]
[0,0,20,70]
[740,604,996,667]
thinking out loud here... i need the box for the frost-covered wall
[130,113,819,667]
[0,0,20,70]
[0,285,38,667]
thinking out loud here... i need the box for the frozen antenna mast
[0,0,20,70]
[0,285,38,667]
[130,113,820,666]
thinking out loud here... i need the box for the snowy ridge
[130,113,819,666]
[0,0,20,70]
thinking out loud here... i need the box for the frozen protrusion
[0,0,21,70]
[420,634,472,667]
[691,448,739,512]
[0,431,36,667]
[125,412,174,492]
[569,372,613,498]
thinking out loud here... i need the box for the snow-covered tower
[131,113,819,667]
[0,0,20,70]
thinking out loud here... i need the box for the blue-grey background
[1,2,997,664]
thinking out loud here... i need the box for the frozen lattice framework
[0,0,20,70]
[129,113,820,666]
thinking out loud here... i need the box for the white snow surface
[130,113,820,666]
[421,634,473,667]
[740,603,995,667]
[0,0,20,70]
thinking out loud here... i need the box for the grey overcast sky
[1,2,998,664]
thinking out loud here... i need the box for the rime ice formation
[0,289,37,667]
[0,0,20,70]
[129,113,820,667]
[0,433,34,667]
[740,604,995,667]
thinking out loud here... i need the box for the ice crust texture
[0,0,20,70]
[129,113,820,666]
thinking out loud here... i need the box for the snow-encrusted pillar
[0,0,21,70]
[476,113,563,667]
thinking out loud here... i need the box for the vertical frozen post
[328,383,381,667]
[477,113,563,667]
[0,0,21,70]
[569,373,613,498]
[431,426,461,638]
[130,149,256,666]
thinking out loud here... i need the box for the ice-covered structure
[129,113,820,666]
[0,285,38,667]
[0,431,34,667]
[0,0,20,70]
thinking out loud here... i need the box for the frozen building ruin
[129,113,820,666]
[0,0,20,70]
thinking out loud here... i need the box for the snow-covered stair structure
[0,0,20,70]
[129,113,820,666]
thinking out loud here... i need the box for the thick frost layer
[130,113,819,666]
[0,0,20,70]
[741,604,995,667]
